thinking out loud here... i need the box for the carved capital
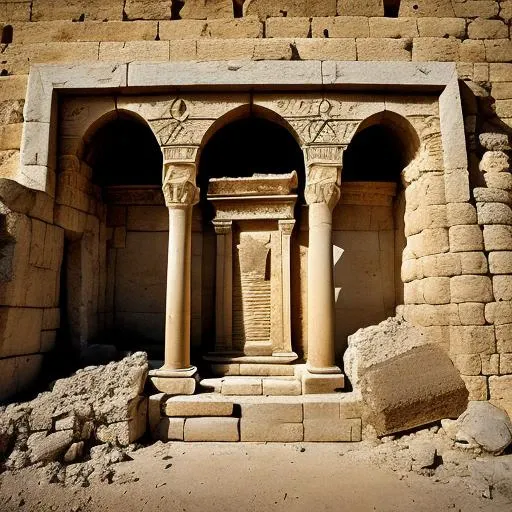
[163,145,199,164]
[304,145,344,167]
[305,163,341,210]
[162,162,199,207]
[278,219,295,236]
[212,220,232,235]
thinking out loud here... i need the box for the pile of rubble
[0,352,148,484]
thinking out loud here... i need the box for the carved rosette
[162,163,199,208]
[304,145,343,211]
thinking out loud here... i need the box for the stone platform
[149,390,363,443]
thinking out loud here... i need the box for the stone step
[200,376,302,396]
[211,363,296,377]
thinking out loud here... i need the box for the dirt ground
[1,440,511,512]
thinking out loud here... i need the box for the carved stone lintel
[163,145,199,164]
[305,163,342,211]
[162,162,199,207]
[304,145,344,167]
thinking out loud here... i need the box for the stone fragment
[455,401,512,454]
[479,133,511,152]
[360,344,468,436]
[344,316,432,388]
[30,431,74,464]
[63,442,84,463]
[479,151,510,173]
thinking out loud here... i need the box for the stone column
[279,219,295,355]
[149,159,200,395]
[213,220,233,352]
[303,146,345,393]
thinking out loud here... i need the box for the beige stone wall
[0,0,511,403]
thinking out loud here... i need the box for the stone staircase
[149,390,363,443]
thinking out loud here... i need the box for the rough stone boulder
[359,343,468,436]
[454,401,512,455]
[0,352,148,470]
[344,316,430,388]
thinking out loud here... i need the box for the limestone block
[450,325,496,355]
[458,303,486,326]
[489,251,512,274]
[446,203,477,227]
[184,418,239,442]
[477,203,512,226]
[485,40,512,63]
[497,324,512,352]
[302,372,344,394]
[450,275,493,304]
[356,38,411,61]
[481,354,500,375]
[489,375,512,418]
[404,280,424,304]
[167,40,197,60]
[458,252,488,276]
[12,20,158,43]
[252,39,293,60]
[0,1,31,21]
[337,0,383,16]
[0,76,27,103]
[303,418,360,442]
[29,430,73,464]
[148,393,166,435]
[221,377,262,395]
[311,16,369,38]
[491,83,512,101]
[31,0,125,21]
[0,150,19,180]
[401,304,456,327]
[265,17,310,38]
[485,301,512,325]
[422,277,451,305]
[239,364,295,376]
[449,225,484,252]
[479,152,510,174]
[490,64,512,83]
[262,379,301,396]
[474,188,511,205]
[0,124,22,151]
[407,229,449,258]
[206,17,263,38]
[196,39,255,60]
[459,40,486,63]
[150,376,196,395]
[360,344,468,436]
[241,402,302,423]
[420,253,461,278]
[500,354,512,374]
[180,0,233,19]
[164,399,233,417]
[417,17,465,38]
[369,17,418,38]
[483,225,512,251]
[412,37,460,62]
[211,364,240,376]
[240,420,303,442]
[454,354,481,375]
[153,417,185,441]
[293,38,357,60]
[406,174,446,209]
[244,0,336,18]
[124,0,171,19]
[479,133,511,152]
[493,276,512,301]
[502,1,512,21]
[453,1,499,18]
[496,100,512,119]
[445,169,470,203]
[405,205,447,236]
[97,411,147,446]
[0,307,43,357]
[99,41,170,62]
[461,375,488,401]
[401,259,423,282]
[468,19,508,40]
[399,0,455,17]
[303,401,340,420]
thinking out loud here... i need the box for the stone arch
[333,110,420,358]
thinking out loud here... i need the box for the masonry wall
[0,0,511,405]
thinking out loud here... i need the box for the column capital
[278,219,295,235]
[162,162,200,208]
[212,219,233,235]
[304,145,343,211]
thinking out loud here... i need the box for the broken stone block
[360,344,468,436]
[30,430,74,464]
[455,401,512,455]
[344,316,430,388]
[63,441,84,463]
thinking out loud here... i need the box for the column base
[149,366,198,395]
[301,367,344,394]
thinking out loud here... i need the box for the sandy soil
[1,441,510,512]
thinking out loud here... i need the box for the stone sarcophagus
[206,172,299,366]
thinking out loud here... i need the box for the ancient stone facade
[0,0,511,441]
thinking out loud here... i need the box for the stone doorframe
[18,60,468,394]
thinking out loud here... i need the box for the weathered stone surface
[344,317,431,388]
[30,430,74,464]
[455,401,512,455]
[244,0,336,18]
[184,417,240,442]
[164,399,233,417]
[303,418,360,442]
[360,344,468,436]
[180,0,233,19]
